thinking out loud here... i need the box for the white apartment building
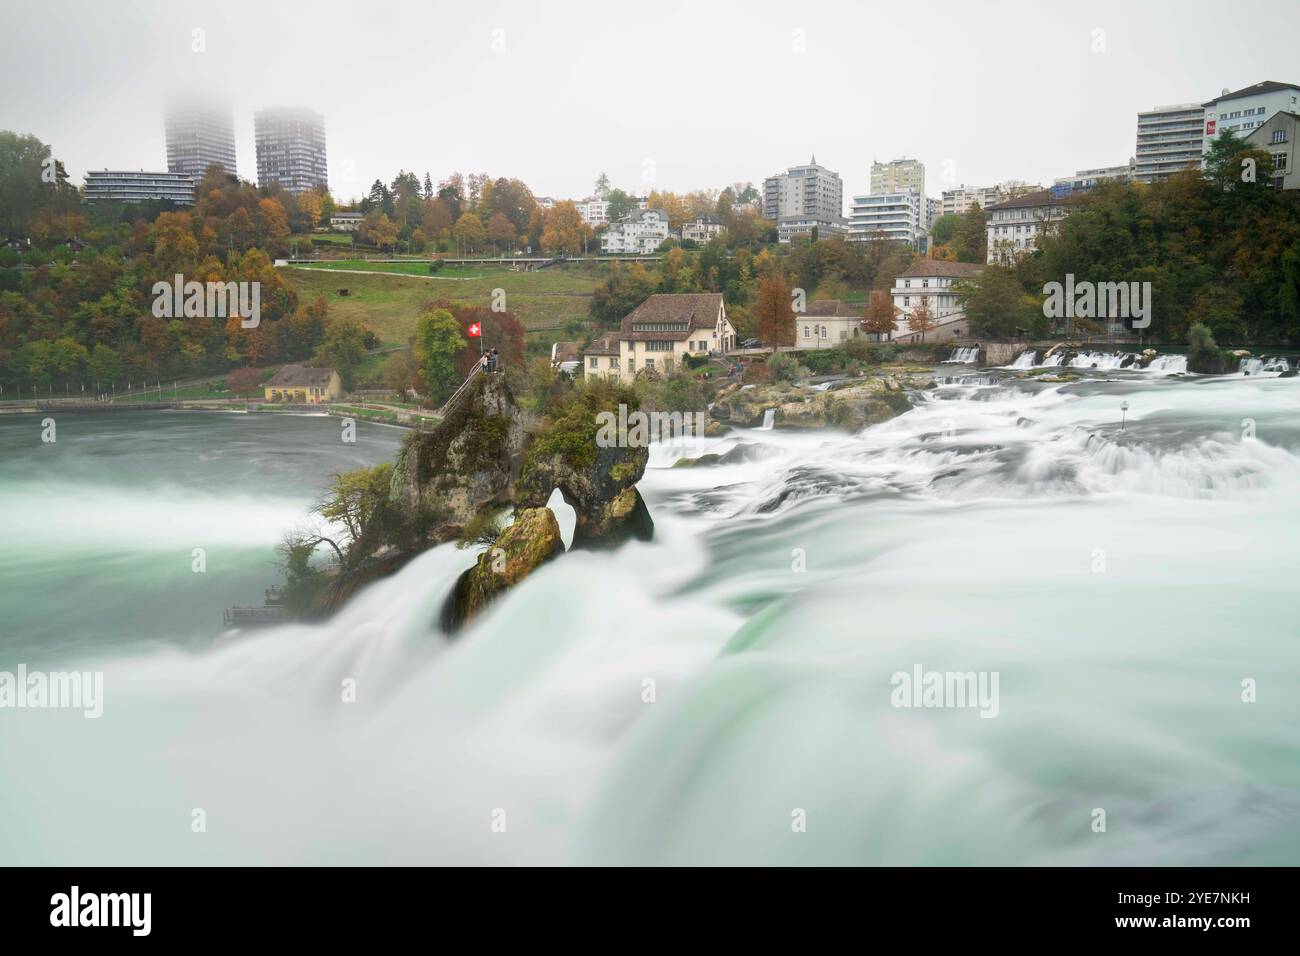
[1246,111,1299,190]
[681,215,724,243]
[940,181,1040,217]
[1052,162,1135,196]
[763,157,847,243]
[254,107,328,194]
[871,158,925,196]
[83,169,196,205]
[849,189,923,245]
[985,190,1073,264]
[1134,102,1206,183]
[575,197,610,225]
[165,100,237,180]
[1203,81,1300,153]
[600,209,672,254]
[890,261,983,341]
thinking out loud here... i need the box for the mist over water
[2,372,1298,865]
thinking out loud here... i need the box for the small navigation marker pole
[1120,400,1130,432]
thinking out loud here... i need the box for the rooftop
[897,260,985,279]
[264,364,337,388]
[620,293,724,341]
[1207,80,1300,106]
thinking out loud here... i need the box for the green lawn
[283,264,605,345]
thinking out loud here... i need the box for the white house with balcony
[681,215,724,243]
[984,190,1074,264]
[600,209,672,254]
[890,260,984,343]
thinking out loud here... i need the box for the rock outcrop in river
[709,374,924,432]
[319,374,653,631]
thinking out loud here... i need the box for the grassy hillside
[281,263,604,346]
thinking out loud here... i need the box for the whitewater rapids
[1,372,1298,865]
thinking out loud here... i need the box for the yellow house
[613,293,736,383]
[263,365,344,404]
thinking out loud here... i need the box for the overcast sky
[2,0,1296,209]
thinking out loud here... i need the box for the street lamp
[1120,400,1130,432]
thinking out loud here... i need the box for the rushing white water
[1145,354,1188,374]
[2,373,1299,865]
[760,408,776,430]
[944,347,980,364]
[1010,350,1037,369]
[1241,356,1291,376]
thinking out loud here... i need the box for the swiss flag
[468,322,482,337]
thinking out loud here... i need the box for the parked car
[740,338,761,349]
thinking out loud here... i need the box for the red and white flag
[468,322,482,337]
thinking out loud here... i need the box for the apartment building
[1203,81,1300,152]
[254,107,328,194]
[165,100,237,180]
[985,190,1073,264]
[849,189,923,245]
[1051,161,1135,197]
[870,158,925,196]
[1134,102,1206,183]
[763,157,847,243]
[940,181,1040,216]
[575,197,610,225]
[600,209,672,254]
[83,169,196,205]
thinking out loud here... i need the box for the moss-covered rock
[441,507,564,632]
[515,381,652,548]
[390,373,529,545]
[709,376,916,432]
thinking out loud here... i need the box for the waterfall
[1068,351,1136,370]
[760,408,776,430]
[1146,354,1188,374]
[1243,357,1292,375]
[1041,352,1064,367]
[1011,350,1037,369]
[944,347,979,364]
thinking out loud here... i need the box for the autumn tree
[752,274,795,346]
[359,211,397,251]
[486,211,516,254]
[540,201,585,256]
[452,212,485,254]
[907,295,935,341]
[863,291,899,339]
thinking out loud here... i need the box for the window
[819,325,827,338]
[644,358,654,369]
[1272,130,1288,144]
[589,357,597,369]
[1274,152,1288,171]
[608,357,618,369]
[803,326,810,338]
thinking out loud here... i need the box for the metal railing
[436,363,483,418]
